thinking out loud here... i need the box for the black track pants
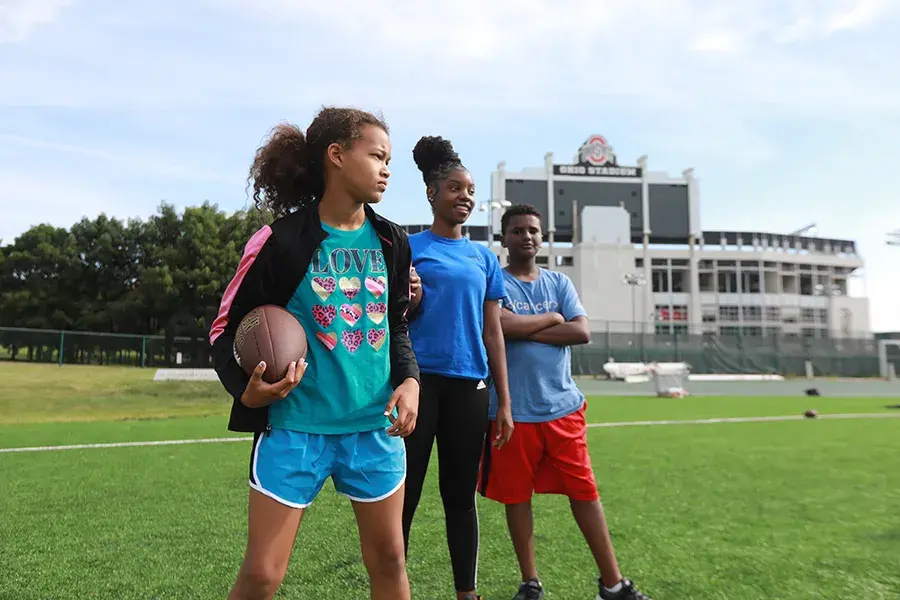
[402,373,490,592]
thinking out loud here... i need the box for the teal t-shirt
[269,220,393,434]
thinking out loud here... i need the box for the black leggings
[402,373,490,592]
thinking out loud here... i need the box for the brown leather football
[234,305,308,384]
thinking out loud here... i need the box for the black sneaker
[513,578,545,600]
[597,578,651,600]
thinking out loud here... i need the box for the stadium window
[718,305,739,321]
[816,309,828,324]
[657,305,688,321]
[535,256,549,265]
[671,324,689,335]
[671,270,686,292]
[556,256,573,267]
[741,271,761,293]
[719,326,741,336]
[799,275,814,295]
[635,259,644,268]
[699,272,715,292]
[742,306,761,321]
[652,269,669,292]
[655,324,672,335]
[742,326,763,337]
[717,271,738,293]
[801,308,816,323]
[765,306,781,321]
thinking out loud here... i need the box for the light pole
[790,223,818,237]
[814,282,842,338]
[478,200,511,247]
[623,273,647,336]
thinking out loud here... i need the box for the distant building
[401,134,871,340]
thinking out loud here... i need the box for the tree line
[0,202,271,339]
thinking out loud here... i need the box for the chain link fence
[0,325,885,377]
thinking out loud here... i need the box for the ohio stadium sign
[552,134,642,178]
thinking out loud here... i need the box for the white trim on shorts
[339,474,407,504]
[248,431,312,510]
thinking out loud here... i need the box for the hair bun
[412,136,460,177]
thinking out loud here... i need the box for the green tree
[0,202,274,365]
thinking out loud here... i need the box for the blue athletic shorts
[249,427,406,508]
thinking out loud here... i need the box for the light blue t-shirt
[489,268,588,423]
[269,220,393,434]
[408,230,506,381]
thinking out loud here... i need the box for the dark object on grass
[804,409,818,418]
[886,404,900,410]
[805,388,821,396]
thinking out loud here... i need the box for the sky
[1,0,899,331]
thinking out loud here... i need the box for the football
[804,409,818,419]
[234,305,308,384]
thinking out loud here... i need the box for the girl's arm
[387,233,421,388]
[483,300,514,447]
[209,225,280,405]
[386,233,420,437]
[407,266,423,319]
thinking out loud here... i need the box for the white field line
[586,413,900,428]
[0,436,251,454]
[2,413,899,454]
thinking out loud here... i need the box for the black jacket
[209,203,419,433]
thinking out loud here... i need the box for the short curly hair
[248,107,388,217]
[501,204,542,235]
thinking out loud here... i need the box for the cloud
[823,0,892,34]
[0,133,238,184]
[3,0,898,116]
[0,0,73,43]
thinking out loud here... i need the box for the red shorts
[478,404,599,504]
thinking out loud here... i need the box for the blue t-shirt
[408,230,506,380]
[489,268,588,423]
[269,220,393,434]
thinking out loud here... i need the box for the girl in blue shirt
[401,135,514,600]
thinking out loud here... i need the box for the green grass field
[1,363,899,599]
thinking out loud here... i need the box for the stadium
[403,134,882,379]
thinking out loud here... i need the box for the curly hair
[248,107,389,217]
[501,203,542,235]
[412,135,466,194]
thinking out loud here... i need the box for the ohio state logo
[578,134,617,166]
